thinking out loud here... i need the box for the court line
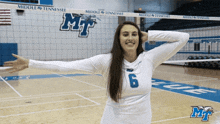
[0,89,106,102]
[0,76,23,97]
[151,89,166,93]
[151,111,220,123]
[53,73,105,89]
[151,116,190,123]
[181,78,219,83]
[154,70,219,80]
[75,93,101,105]
[0,104,99,118]
[0,96,106,109]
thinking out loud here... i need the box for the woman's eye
[123,34,128,36]
[122,33,137,37]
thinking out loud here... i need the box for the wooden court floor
[0,64,220,124]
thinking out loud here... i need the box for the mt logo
[60,13,97,38]
[190,106,213,121]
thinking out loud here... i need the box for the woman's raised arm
[144,30,189,69]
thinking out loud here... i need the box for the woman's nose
[128,34,133,40]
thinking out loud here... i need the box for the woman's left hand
[3,54,29,73]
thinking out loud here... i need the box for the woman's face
[120,25,139,54]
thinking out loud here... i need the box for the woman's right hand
[141,31,148,43]
[3,54,29,73]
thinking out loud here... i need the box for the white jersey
[29,30,189,124]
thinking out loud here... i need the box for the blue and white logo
[60,13,99,38]
[190,106,213,121]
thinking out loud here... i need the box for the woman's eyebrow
[122,31,129,33]
[122,31,138,33]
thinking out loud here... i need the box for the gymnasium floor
[0,64,220,124]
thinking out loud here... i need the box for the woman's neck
[124,51,137,63]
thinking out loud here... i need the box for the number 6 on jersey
[128,74,139,88]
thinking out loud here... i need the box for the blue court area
[1,74,219,103]
[152,78,220,103]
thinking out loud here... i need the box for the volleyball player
[4,21,189,124]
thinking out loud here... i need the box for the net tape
[163,59,220,64]
[1,3,220,21]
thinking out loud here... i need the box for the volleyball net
[0,3,220,68]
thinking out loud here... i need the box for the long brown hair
[108,21,144,102]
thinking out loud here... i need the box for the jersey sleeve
[28,54,108,74]
[145,30,190,69]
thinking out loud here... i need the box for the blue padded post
[0,43,18,66]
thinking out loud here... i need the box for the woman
[4,21,189,124]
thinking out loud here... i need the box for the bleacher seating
[147,0,220,31]
[185,55,220,69]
